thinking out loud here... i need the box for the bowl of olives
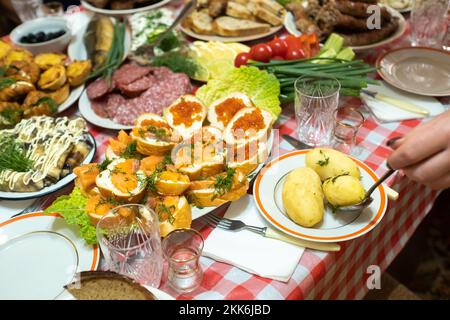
[10,17,71,55]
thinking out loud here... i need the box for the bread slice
[253,0,285,15]
[65,271,156,300]
[213,16,271,37]
[255,6,284,26]
[184,9,215,35]
[226,2,255,21]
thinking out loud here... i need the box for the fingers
[426,172,450,190]
[401,149,450,188]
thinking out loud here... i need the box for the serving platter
[0,213,99,300]
[81,0,173,16]
[0,133,97,200]
[57,285,175,300]
[253,150,388,243]
[376,47,450,97]
[179,25,284,43]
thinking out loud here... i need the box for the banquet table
[3,3,450,300]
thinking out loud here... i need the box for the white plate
[0,213,99,300]
[78,89,133,130]
[81,0,173,16]
[253,150,388,243]
[0,133,96,200]
[56,285,175,300]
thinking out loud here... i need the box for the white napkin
[361,82,446,123]
[202,195,304,282]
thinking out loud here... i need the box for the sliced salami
[86,78,110,100]
[112,63,153,86]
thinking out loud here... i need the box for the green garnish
[152,51,198,78]
[145,169,160,192]
[212,167,235,200]
[317,150,330,167]
[0,78,16,90]
[147,125,167,139]
[330,172,350,184]
[329,203,339,213]
[156,203,176,225]
[0,108,23,126]
[0,135,34,172]
[0,65,20,77]
[122,141,140,159]
[97,158,112,171]
[33,97,58,114]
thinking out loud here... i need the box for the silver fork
[200,213,341,252]
[10,196,52,219]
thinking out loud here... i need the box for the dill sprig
[0,135,34,172]
[212,167,235,200]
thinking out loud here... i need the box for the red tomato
[272,55,285,60]
[234,52,251,67]
[285,48,306,60]
[284,35,302,50]
[268,36,288,58]
[249,43,273,62]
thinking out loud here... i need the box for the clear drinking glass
[411,0,449,48]
[294,75,341,147]
[162,229,204,294]
[11,0,43,22]
[330,106,365,154]
[39,1,64,17]
[96,204,163,288]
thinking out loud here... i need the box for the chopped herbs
[0,77,16,90]
[152,51,198,78]
[148,125,167,139]
[330,172,350,183]
[122,141,140,159]
[97,158,112,171]
[212,167,235,200]
[317,150,330,167]
[0,108,23,126]
[33,97,58,114]
[156,203,176,224]
[0,134,34,172]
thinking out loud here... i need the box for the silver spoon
[337,166,396,213]
[131,0,196,63]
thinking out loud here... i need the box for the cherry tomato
[249,43,273,62]
[272,55,285,60]
[234,52,251,67]
[268,36,288,58]
[285,48,306,60]
[284,35,302,50]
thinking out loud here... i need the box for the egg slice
[130,113,178,156]
[155,171,191,196]
[173,126,225,180]
[226,141,269,176]
[106,130,133,160]
[224,107,273,145]
[187,170,248,207]
[96,158,146,202]
[156,196,192,237]
[207,92,254,130]
[164,95,207,140]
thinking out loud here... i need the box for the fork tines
[201,214,231,229]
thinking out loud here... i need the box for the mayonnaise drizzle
[0,116,89,192]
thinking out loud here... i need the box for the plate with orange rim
[0,212,99,299]
[253,150,388,243]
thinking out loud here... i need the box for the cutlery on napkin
[202,195,339,282]
[361,82,445,123]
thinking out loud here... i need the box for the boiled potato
[67,60,92,87]
[306,148,360,181]
[38,65,66,90]
[323,174,366,207]
[282,167,324,227]
[34,53,67,70]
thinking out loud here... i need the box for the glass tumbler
[11,0,43,22]
[162,229,204,294]
[411,0,449,48]
[330,106,365,154]
[294,75,341,147]
[96,204,163,288]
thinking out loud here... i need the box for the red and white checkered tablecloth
[5,2,450,300]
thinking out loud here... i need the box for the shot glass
[96,204,163,288]
[294,75,341,147]
[411,0,449,48]
[330,106,365,154]
[162,228,204,294]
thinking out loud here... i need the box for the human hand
[387,110,450,190]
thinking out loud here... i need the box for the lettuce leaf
[196,66,281,119]
[44,187,97,245]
